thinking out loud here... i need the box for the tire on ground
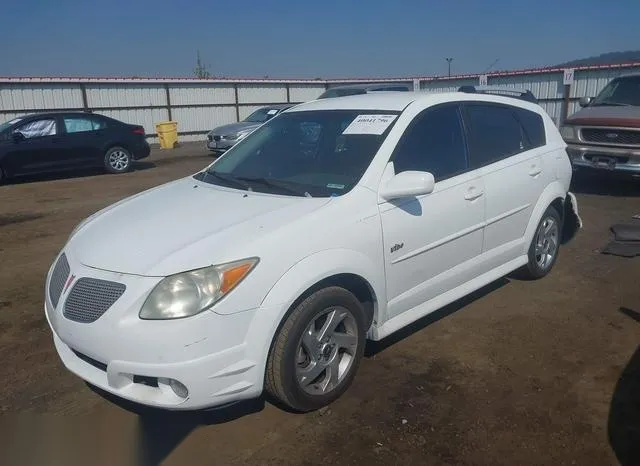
[265,286,367,412]
[519,204,562,280]
[104,146,132,174]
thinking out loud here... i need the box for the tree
[193,50,211,79]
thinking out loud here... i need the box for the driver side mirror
[11,132,26,143]
[579,97,592,108]
[380,170,435,201]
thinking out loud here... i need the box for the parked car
[0,112,149,181]
[45,89,577,413]
[206,104,292,154]
[317,83,411,99]
[560,74,640,175]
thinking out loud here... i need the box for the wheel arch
[258,249,385,365]
[523,181,567,249]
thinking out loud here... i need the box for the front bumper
[44,250,274,410]
[567,143,640,174]
[206,136,236,152]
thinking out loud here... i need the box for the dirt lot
[1,143,640,466]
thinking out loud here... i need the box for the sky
[1,0,638,79]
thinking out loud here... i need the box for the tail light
[132,127,145,135]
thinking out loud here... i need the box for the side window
[64,116,106,134]
[465,104,527,168]
[392,105,468,181]
[14,119,57,139]
[514,108,546,149]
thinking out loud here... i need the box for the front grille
[49,253,70,308]
[581,128,640,146]
[63,278,126,323]
[583,153,630,164]
[213,135,221,142]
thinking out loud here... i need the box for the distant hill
[555,51,640,67]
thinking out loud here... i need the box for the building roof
[1,62,639,84]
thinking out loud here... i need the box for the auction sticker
[342,114,397,135]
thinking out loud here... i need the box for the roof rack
[457,85,538,103]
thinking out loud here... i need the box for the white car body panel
[45,91,575,410]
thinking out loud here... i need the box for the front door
[2,117,66,175]
[379,103,486,321]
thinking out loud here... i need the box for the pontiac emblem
[606,133,619,139]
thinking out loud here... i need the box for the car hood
[69,176,331,276]
[566,105,640,128]
[208,122,261,135]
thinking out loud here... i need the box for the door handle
[528,166,542,177]
[464,189,484,201]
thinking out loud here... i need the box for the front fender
[260,248,386,312]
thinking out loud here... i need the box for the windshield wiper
[235,176,312,197]
[205,170,251,190]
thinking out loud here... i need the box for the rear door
[61,114,108,168]
[2,117,65,175]
[462,102,547,263]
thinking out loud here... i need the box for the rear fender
[523,181,568,251]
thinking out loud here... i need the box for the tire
[520,205,562,280]
[104,146,132,174]
[265,286,367,412]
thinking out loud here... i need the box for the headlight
[560,125,577,141]
[139,258,259,320]
[226,129,253,141]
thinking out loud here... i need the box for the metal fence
[1,62,639,143]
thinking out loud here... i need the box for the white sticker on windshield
[342,114,397,135]
[267,109,278,115]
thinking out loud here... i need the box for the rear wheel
[520,205,562,279]
[265,287,367,412]
[104,147,131,174]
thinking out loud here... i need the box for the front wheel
[265,287,367,412]
[520,205,562,279]
[104,147,131,174]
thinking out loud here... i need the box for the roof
[288,90,543,113]
[259,103,293,109]
[5,111,93,120]
[290,92,422,112]
[324,83,410,91]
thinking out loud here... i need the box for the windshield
[0,117,23,133]
[244,107,282,123]
[195,110,399,197]
[591,76,640,106]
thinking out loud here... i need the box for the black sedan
[0,112,151,181]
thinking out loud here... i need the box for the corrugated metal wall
[1,63,639,143]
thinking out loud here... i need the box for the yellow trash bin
[155,121,178,149]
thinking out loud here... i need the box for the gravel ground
[1,143,639,466]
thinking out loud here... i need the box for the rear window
[514,108,546,149]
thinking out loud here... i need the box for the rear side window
[392,104,468,181]
[514,108,546,149]
[64,116,106,133]
[464,104,527,168]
